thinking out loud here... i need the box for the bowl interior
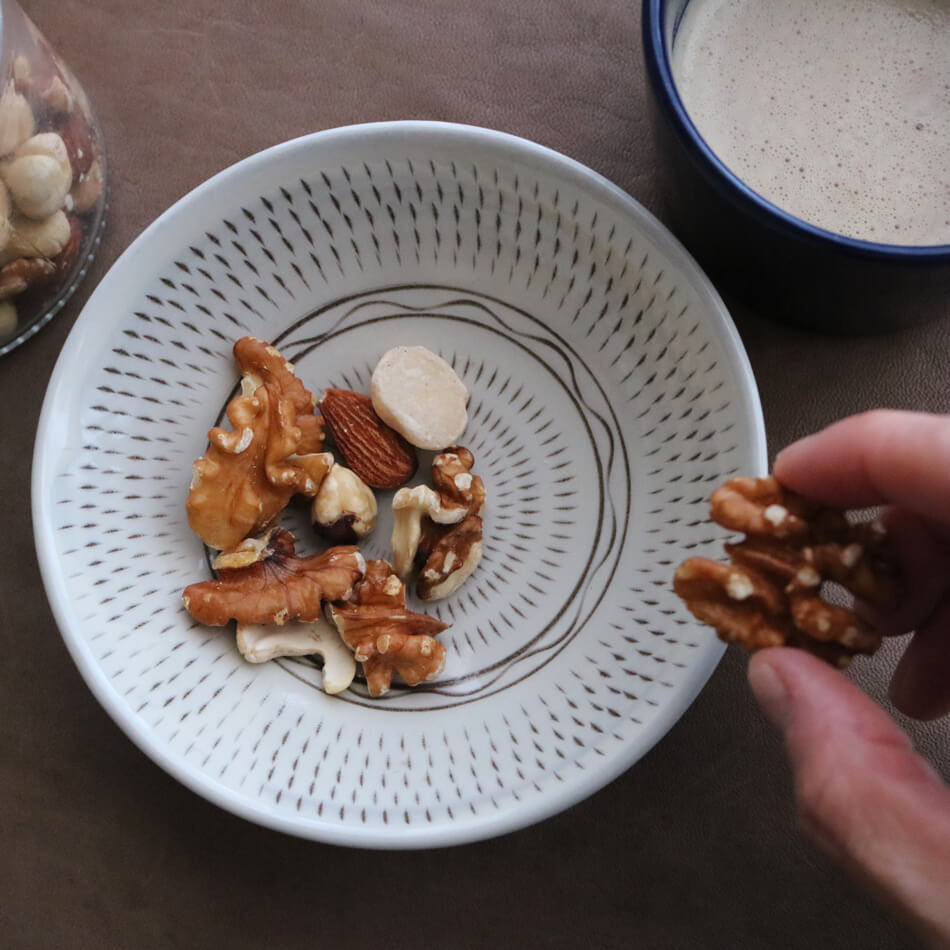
[33,122,765,846]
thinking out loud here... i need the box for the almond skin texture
[320,388,417,490]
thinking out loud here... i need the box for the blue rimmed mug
[642,0,950,335]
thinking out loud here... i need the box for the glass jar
[0,0,107,356]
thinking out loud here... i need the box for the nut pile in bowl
[0,5,106,351]
[181,337,485,697]
[674,476,902,667]
[31,120,773,845]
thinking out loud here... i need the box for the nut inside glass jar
[0,0,106,356]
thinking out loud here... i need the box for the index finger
[773,410,950,525]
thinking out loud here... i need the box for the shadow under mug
[642,0,950,336]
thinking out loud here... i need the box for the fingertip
[747,649,790,728]
[749,647,950,943]
[747,647,895,749]
[747,647,835,729]
[773,411,950,518]
[749,644,833,683]
[773,434,817,482]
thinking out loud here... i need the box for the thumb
[748,648,950,946]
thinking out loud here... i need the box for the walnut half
[182,528,365,626]
[186,337,330,551]
[391,446,485,600]
[234,336,324,453]
[328,559,448,696]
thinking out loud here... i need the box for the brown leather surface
[2,1,947,946]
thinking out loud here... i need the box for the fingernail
[748,653,792,729]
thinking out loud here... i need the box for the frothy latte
[671,0,950,246]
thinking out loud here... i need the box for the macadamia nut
[14,133,71,178]
[3,145,72,219]
[370,346,468,450]
[3,210,70,262]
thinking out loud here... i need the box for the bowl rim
[31,120,767,848]
[642,0,950,261]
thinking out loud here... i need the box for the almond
[320,388,417,490]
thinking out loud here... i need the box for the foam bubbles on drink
[671,0,950,246]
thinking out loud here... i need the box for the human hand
[746,410,950,946]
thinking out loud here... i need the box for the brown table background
[2,1,948,947]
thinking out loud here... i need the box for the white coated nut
[0,83,34,156]
[235,618,356,694]
[3,152,72,219]
[370,345,468,450]
[312,463,378,543]
[14,133,71,179]
[0,300,16,337]
[3,210,70,263]
[390,484,466,578]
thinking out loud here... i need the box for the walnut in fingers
[674,558,790,651]
[675,476,900,667]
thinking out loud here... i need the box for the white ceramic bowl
[33,122,765,847]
